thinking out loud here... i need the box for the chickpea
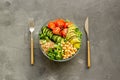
[69,54,72,57]
[67,42,70,45]
[67,54,70,57]
[63,54,66,57]
[63,47,66,50]
[67,50,70,52]
[66,47,69,50]
[63,55,66,58]
[62,45,64,47]
[75,49,77,52]
[64,45,66,47]
[66,56,69,58]
[64,56,68,59]
[72,51,75,54]
[62,41,78,59]
[65,50,68,52]
[66,41,68,44]
[68,46,71,49]
[73,49,76,52]
[66,54,68,56]
[71,45,73,47]
[73,48,77,52]
[69,48,72,52]
[62,54,64,56]
[66,45,69,47]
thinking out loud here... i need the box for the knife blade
[85,17,91,68]
[85,17,89,39]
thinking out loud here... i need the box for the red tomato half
[52,27,61,35]
[64,22,72,28]
[55,19,65,28]
[48,22,56,30]
[60,28,68,37]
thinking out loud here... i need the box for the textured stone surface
[0,0,120,80]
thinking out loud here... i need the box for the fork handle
[87,40,91,68]
[31,33,34,65]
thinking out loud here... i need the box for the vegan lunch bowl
[39,18,82,62]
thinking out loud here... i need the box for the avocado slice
[68,26,76,30]
[68,24,77,28]
[66,33,76,40]
[68,30,75,33]
[69,38,80,44]
[67,32,76,37]
[74,43,80,49]
[68,36,77,41]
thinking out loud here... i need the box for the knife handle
[87,40,91,68]
[31,33,34,65]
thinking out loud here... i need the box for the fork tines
[29,18,35,27]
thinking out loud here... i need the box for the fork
[29,18,35,65]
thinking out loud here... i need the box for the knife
[85,17,91,68]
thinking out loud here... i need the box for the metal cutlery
[85,17,91,68]
[29,18,35,65]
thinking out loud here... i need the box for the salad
[39,19,82,60]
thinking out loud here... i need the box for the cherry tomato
[64,22,72,28]
[48,22,56,30]
[60,28,68,37]
[55,19,65,28]
[52,27,61,35]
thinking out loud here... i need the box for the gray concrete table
[0,0,120,80]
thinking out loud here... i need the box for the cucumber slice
[44,28,49,35]
[45,28,51,36]
[45,28,49,33]
[52,35,56,41]
[47,29,51,36]
[54,35,58,42]
[49,32,53,39]
[42,27,47,33]
[47,31,52,37]
[57,37,62,43]
[39,33,44,39]
[42,26,47,31]
[52,35,59,43]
